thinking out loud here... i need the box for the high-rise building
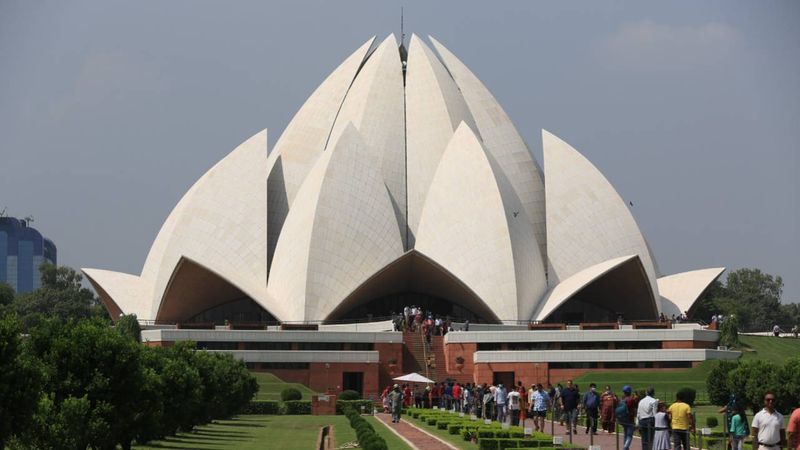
[0,217,57,293]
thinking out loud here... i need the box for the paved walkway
[544,418,636,449]
[374,413,456,450]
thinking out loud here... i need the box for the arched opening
[325,250,500,323]
[156,258,277,324]
[545,257,658,324]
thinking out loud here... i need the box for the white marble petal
[543,130,660,309]
[267,37,375,267]
[405,34,478,247]
[327,34,407,247]
[430,36,547,264]
[659,268,726,317]
[415,123,546,321]
[267,124,405,321]
[532,255,637,320]
[82,268,148,321]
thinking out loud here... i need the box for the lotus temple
[83,34,738,396]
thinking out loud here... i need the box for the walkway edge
[372,415,422,450]
[399,417,461,450]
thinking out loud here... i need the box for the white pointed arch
[267,37,375,267]
[415,123,546,321]
[405,34,479,247]
[144,129,273,318]
[658,268,725,317]
[532,255,659,321]
[543,130,660,311]
[326,34,407,247]
[82,269,148,321]
[267,124,405,321]
[430,36,547,263]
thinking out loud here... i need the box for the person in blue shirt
[561,379,580,434]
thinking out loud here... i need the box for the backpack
[615,401,629,423]
[585,392,599,409]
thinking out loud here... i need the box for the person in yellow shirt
[667,391,695,450]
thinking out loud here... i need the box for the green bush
[676,387,697,406]
[427,417,438,426]
[339,389,361,400]
[241,400,281,414]
[449,423,463,434]
[336,399,374,414]
[706,416,719,428]
[478,429,496,438]
[280,387,302,401]
[282,400,311,415]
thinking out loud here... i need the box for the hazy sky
[1,1,798,303]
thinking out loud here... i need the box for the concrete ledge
[211,350,381,363]
[444,328,719,344]
[473,348,740,363]
[141,329,402,343]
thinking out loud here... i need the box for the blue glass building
[0,217,57,293]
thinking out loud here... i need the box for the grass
[134,415,355,450]
[572,361,715,404]
[251,372,319,401]
[133,414,411,450]
[738,334,800,362]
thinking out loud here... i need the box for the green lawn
[252,372,319,401]
[738,334,800,362]
[572,361,715,404]
[133,414,411,450]
[574,333,800,405]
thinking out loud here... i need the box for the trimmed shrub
[676,387,697,406]
[280,387,302,401]
[282,400,311,415]
[449,423,463,434]
[427,417,438,426]
[241,400,281,414]
[336,399,374,414]
[706,416,719,428]
[478,429,496,438]
[339,389,361,400]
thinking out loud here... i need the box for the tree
[13,263,108,330]
[0,314,44,449]
[116,314,142,342]
[725,268,783,331]
[23,318,153,450]
[0,282,14,307]
[718,313,740,348]
[690,279,727,321]
[707,360,738,406]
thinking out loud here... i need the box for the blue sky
[1,1,797,302]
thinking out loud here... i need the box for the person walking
[508,387,521,426]
[752,392,786,450]
[617,385,636,450]
[561,380,580,434]
[600,385,618,433]
[582,383,601,434]
[637,387,658,450]
[787,403,800,450]
[653,402,671,450]
[495,383,508,423]
[388,384,405,423]
[532,383,551,433]
[667,392,694,450]
[730,405,749,450]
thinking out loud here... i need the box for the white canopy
[392,372,434,383]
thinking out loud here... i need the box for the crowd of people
[391,306,471,351]
[380,381,800,450]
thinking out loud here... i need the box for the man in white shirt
[752,392,786,450]
[507,388,521,426]
[637,387,658,450]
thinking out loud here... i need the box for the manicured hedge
[343,407,388,450]
[336,399,375,414]
[283,400,311,415]
[241,400,281,414]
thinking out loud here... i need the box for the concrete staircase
[402,331,471,384]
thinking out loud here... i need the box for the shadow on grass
[190,429,247,438]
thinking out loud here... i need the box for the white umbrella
[393,372,434,383]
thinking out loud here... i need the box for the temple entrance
[325,250,500,323]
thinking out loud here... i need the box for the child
[653,402,671,450]
[730,405,748,450]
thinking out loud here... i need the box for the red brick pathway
[545,417,641,449]
[374,412,457,450]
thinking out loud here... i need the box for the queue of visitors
[390,379,799,450]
